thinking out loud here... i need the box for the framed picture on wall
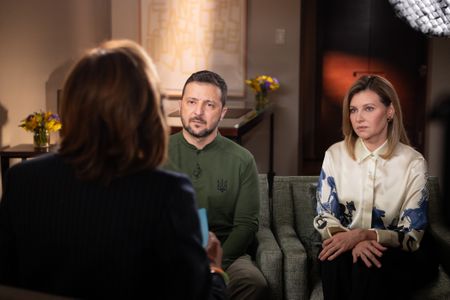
[140,0,247,98]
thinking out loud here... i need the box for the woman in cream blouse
[314,75,437,300]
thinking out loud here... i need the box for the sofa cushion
[272,176,309,300]
[291,177,321,258]
[255,174,283,300]
[290,176,323,297]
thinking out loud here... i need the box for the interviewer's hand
[206,231,223,268]
[352,240,387,268]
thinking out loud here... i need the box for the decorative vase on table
[19,111,62,149]
[255,93,269,111]
[245,74,280,112]
[33,128,50,149]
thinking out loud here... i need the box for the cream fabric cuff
[369,228,379,242]
[326,226,349,238]
[374,229,400,248]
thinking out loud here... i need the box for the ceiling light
[389,0,450,36]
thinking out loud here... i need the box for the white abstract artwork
[141,0,247,97]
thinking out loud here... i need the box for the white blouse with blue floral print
[313,138,428,252]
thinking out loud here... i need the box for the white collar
[355,138,388,163]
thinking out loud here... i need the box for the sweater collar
[180,132,221,151]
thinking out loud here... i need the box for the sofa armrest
[255,227,283,300]
[275,224,308,300]
[427,176,450,276]
[429,219,450,276]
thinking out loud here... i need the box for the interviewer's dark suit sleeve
[155,174,227,300]
[0,169,18,285]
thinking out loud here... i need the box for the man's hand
[352,240,387,268]
[206,231,223,268]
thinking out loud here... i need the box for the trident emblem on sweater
[217,179,227,193]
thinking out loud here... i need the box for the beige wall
[111,0,139,41]
[245,0,300,176]
[0,0,111,193]
[0,0,111,147]
[111,0,301,176]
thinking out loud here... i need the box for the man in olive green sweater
[166,70,268,300]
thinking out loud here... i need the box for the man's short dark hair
[181,70,227,106]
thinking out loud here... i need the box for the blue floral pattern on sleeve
[372,207,386,229]
[316,169,357,228]
[340,201,355,227]
[316,169,340,216]
[400,188,428,232]
[326,176,340,217]
[316,169,325,214]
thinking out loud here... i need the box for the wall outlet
[275,28,286,45]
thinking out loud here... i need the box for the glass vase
[255,93,269,111]
[33,128,50,149]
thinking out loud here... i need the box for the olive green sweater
[167,132,260,269]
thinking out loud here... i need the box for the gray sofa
[255,174,283,300]
[256,175,450,300]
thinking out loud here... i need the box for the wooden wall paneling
[298,0,428,175]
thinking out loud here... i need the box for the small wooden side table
[0,144,58,190]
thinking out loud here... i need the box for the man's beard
[181,116,220,138]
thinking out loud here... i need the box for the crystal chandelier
[389,0,450,36]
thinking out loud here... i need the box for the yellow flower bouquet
[245,75,280,110]
[19,111,62,148]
